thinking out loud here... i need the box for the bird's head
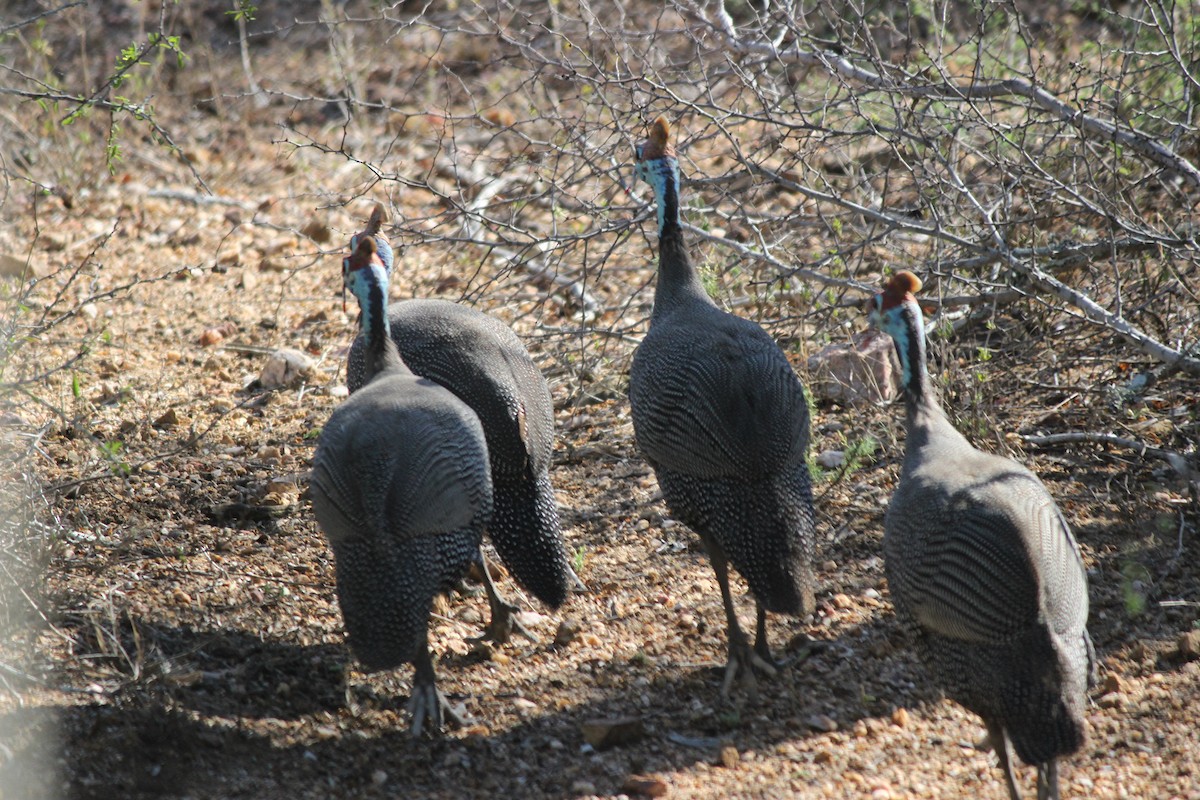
[347,202,394,276]
[868,270,924,341]
[342,233,387,312]
[633,116,679,194]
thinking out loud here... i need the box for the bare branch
[682,0,1200,189]
[1022,431,1197,485]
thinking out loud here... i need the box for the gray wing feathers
[312,376,490,544]
[349,300,554,475]
[888,462,1088,649]
[899,498,1040,644]
[631,314,808,478]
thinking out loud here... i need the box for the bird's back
[311,371,492,669]
[630,302,809,478]
[630,299,814,614]
[348,299,554,480]
[346,299,570,607]
[884,426,1091,764]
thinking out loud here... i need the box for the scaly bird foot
[719,637,779,702]
[409,682,470,738]
[470,598,539,646]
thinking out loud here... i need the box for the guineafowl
[344,205,573,644]
[869,270,1093,800]
[628,117,816,698]
[310,235,492,737]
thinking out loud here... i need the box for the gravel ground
[2,6,1198,798]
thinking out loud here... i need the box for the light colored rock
[807,331,900,404]
[816,450,845,469]
[259,348,314,389]
[1177,630,1200,661]
[0,253,36,278]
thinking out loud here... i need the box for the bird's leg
[471,550,538,645]
[752,603,780,669]
[408,643,469,738]
[986,721,1023,800]
[1036,760,1058,800]
[713,554,776,701]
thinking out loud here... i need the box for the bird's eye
[634,143,645,161]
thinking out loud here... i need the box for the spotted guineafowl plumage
[310,235,492,737]
[870,271,1093,800]
[344,204,572,643]
[628,117,816,698]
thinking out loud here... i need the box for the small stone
[831,593,853,610]
[512,697,537,712]
[0,253,39,278]
[620,774,668,797]
[171,589,192,605]
[891,707,910,728]
[483,107,517,127]
[570,780,597,795]
[719,745,739,768]
[813,749,834,764]
[371,769,387,786]
[153,409,180,428]
[807,714,838,732]
[1100,673,1123,695]
[199,327,227,346]
[1098,693,1125,710]
[581,716,645,750]
[554,618,582,647]
[816,450,844,469]
[1176,630,1200,661]
[301,219,332,244]
[259,348,314,389]
[821,560,838,572]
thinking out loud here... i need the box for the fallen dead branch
[1022,431,1198,488]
